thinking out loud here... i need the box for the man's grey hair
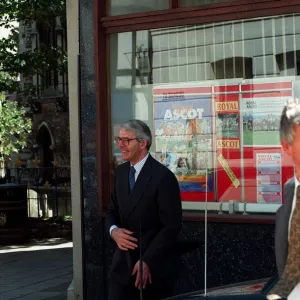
[121,119,152,150]
[280,98,300,144]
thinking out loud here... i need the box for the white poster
[256,153,282,204]
[242,94,291,147]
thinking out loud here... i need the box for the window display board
[153,80,295,205]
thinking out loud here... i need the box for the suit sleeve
[106,175,121,233]
[274,204,284,277]
[143,171,182,270]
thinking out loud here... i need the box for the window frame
[95,0,300,215]
[102,0,300,33]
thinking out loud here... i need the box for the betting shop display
[153,80,295,204]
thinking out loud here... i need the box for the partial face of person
[282,125,300,171]
[117,129,147,164]
[179,160,185,168]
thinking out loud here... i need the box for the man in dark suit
[176,99,300,300]
[107,119,182,300]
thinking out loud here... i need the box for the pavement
[0,238,73,300]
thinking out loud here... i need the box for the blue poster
[153,91,213,193]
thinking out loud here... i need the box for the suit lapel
[275,178,294,276]
[284,178,295,217]
[282,178,295,244]
[122,156,153,219]
[117,162,130,218]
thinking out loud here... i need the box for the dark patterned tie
[268,185,300,298]
[129,166,136,192]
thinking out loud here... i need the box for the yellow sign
[217,154,240,188]
[215,101,238,112]
[217,139,240,149]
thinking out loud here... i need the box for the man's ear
[281,140,292,156]
[140,139,148,149]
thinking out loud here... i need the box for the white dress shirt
[288,281,300,300]
[288,176,299,240]
[109,153,150,236]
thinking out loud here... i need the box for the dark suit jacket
[275,177,295,277]
[106,154,182,285]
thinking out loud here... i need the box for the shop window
[110,14,300,213]
[109,0,168,16]
[179,0,240,7]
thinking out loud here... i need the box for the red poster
[215,93,242,201]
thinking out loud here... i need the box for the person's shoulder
[277,177,295,215]
[115,161,130,175]
[284,177,295,192]
[149,156,176,178]
[284,177,295,187]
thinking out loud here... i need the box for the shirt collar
[131,153,149,169]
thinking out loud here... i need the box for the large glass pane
[109,13,300,300]
[110,14,300,212]
[109,0,168,16]
[180,0,241,7]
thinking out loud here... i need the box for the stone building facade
[18,18,70,169]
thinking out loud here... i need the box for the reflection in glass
[110,14,300,210]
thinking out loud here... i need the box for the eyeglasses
[114,137,139,146]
